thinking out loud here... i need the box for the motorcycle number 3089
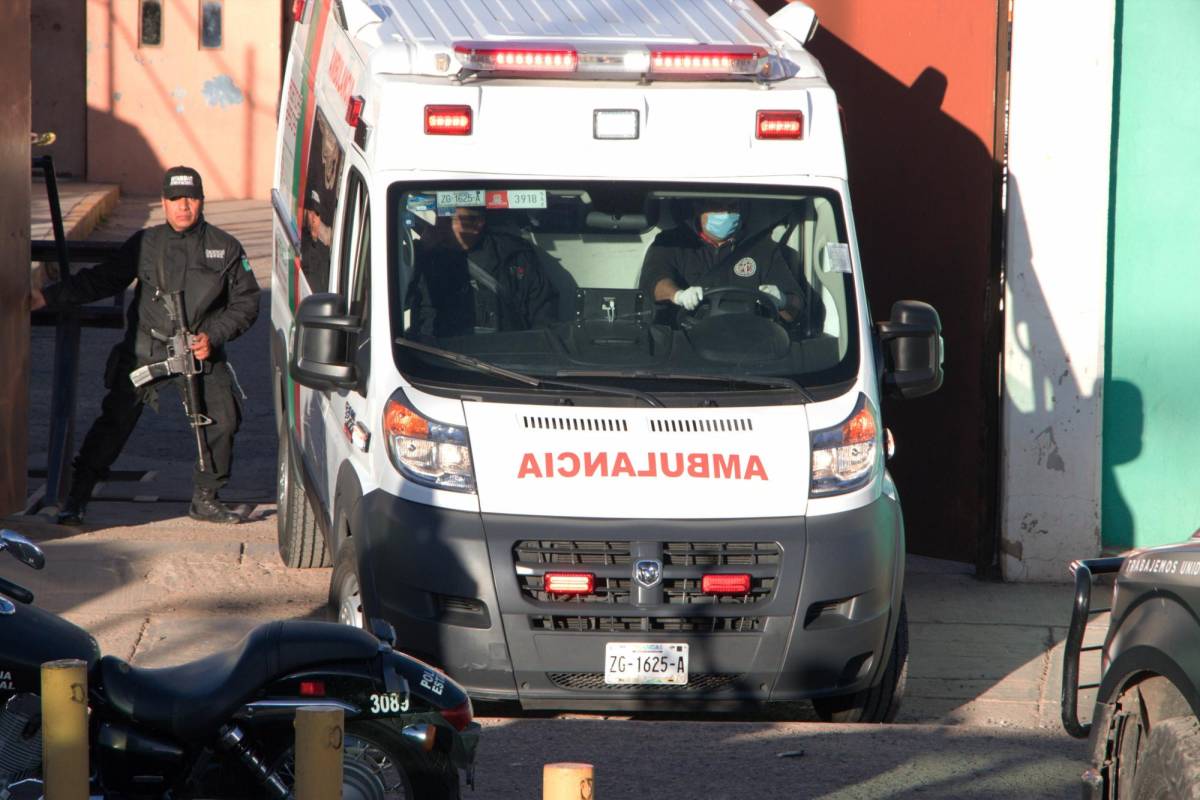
[368,692,409,714]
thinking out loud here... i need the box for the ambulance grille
[663,541,781,567]
[530,616,766,634]
[523,415,628,432]
[518,576,775,605]
[547,672,744,692]
[649,418,753,433]
[515,540,632,566]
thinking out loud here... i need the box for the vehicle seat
[98,620,382,741]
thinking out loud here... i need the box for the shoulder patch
[241,257,252,272]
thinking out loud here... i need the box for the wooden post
[544,762,595,800]
[294,706,344,799]
[41,659,89,800]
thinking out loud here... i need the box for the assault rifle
[128,290,212,472]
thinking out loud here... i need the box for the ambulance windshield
[390,183,858,396]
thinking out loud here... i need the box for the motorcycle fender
[254,661,411,721]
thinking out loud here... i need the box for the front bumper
[353,490,904,709]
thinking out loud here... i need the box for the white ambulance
[271,0,943,721]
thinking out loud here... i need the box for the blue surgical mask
[703,212,741,240]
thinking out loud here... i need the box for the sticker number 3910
[368,692,409,714]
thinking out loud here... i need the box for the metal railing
[1061,555,1124,739]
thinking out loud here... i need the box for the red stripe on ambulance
[516,452,768,480]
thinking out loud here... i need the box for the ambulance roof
[340,0,825,81]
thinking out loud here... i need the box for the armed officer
[31,166,260,526]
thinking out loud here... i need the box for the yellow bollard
[41,659,89,800]
[544,762,595,800]
[294,706,344,800]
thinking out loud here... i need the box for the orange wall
[86,0,281,199]
[763,0,1005,567]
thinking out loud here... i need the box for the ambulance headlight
[383,394,476,493]
[809,394,881,497]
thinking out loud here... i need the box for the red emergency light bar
[543,572,595,595]
[454,41,579,73]
[424,105,472,136]
[701,573,752,595]
[756,110,804,140]
[649,45,768,77]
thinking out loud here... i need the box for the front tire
[331,537,364,629]
[811,599,908,724]
[1130,715,1200,799]
[275,382,328,569]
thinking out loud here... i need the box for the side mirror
[0,530,45,570]
[766,1,819,46]
[289,292,362,392]
[876,300,944,399]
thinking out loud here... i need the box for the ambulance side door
[323,167,372,505]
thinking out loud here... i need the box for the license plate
[604,642,689,685]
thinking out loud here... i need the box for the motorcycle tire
[277,719,460,800]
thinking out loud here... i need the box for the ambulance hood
[463,402,810,518]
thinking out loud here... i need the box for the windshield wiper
[393,338,664,407]
[556,369,814,402]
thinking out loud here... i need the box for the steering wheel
[692,286,782,322]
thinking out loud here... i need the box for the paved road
[13,198,1094,798]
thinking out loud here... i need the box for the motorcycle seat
[98,620,382,741]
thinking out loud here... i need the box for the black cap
[162,166,204,200]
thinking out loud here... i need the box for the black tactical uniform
[408,231,557,338]
[41,169,260,525]
[639,223,806,325]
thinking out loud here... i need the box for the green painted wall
[1103,0,1200,549]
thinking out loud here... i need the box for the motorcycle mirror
[369,617,397,648]
[0,530,45,570]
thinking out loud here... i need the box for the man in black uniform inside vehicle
[31,166,260,526]
[640,197,807,324]
[407,206,557,338]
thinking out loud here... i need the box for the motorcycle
[0,528,479,798]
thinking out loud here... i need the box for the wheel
[811,599,908,723]
[331,537,364,629]
[275,378,329,569]
[275,720,461,800]
[1130,715,1200,799]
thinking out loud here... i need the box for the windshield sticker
[486,189,547,210]
[823,242,852,273]
[407,194,436,212]
[436,190,486,213]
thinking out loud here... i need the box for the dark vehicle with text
[1063,534,1200,798]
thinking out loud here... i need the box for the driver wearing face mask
[639,198,806,323]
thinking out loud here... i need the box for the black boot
[57,496,88,526]
[57,475,97,526]
[189,487,242,525]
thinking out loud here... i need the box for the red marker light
[543,572,595,595]
[299,680,326,696]
[756,110,804,140]
[424,105,473,136]
[346,96,365,128]
[701,574,752,595]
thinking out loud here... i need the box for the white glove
[758,284,784,307]
[673,286,704,311]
